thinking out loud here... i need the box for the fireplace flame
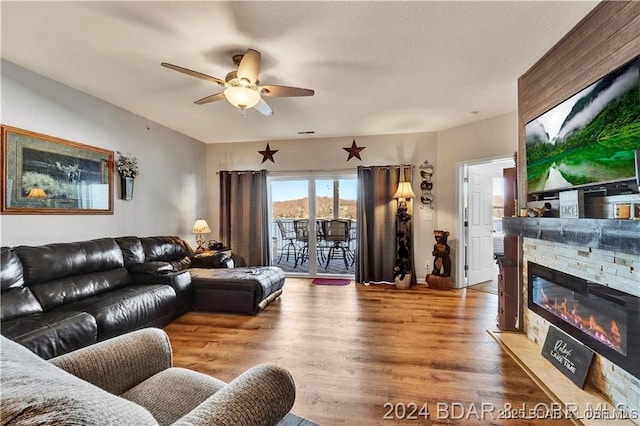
[537,292,624,354]
[611,320,621,348]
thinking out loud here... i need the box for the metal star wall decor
[258,144,278,163]
[343,139,365,161]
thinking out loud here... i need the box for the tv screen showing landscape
[526,56,640,194]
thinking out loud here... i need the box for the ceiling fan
[161,49,314,116]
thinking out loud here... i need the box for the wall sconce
[26,188,47,198]
[191,219,212,253]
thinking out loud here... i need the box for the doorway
[268,172,357,278]
[457,156,514,288]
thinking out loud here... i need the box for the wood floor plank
[164,279,572,425]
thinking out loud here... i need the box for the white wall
[435,112,517,283]
[203,112,517,283]
[1,58,518,274]
[0,60,207,246]
[206,132,439,281]
[436,112,517,237]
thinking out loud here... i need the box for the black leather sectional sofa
[0,236,284,359]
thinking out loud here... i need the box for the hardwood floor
[164,279,570,425]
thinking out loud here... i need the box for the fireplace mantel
[503,218,640,256]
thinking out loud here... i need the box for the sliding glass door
[269,173,356,277]
[270,178,310,274]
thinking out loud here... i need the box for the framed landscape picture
[1,125,113,214]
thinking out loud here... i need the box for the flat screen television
[525,56,640,194]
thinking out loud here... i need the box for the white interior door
[467,164,495,285]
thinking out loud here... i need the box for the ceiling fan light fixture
[162,48,313,116]
[224,86,260,110]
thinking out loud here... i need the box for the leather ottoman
[189,266,285,315]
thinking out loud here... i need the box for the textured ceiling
[0,1,599,144]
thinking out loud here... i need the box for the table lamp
[191,219,212,253]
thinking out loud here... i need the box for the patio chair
[323,219,354,270]
[316,219,328,264]
[276,219,298,265]
[293,219,310,267]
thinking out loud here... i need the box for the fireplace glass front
[528,262,639,379]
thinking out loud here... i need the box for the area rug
[312,278,351,286]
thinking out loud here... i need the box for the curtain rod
[216,164,414,175]
[359,164,414,170]
[217,168,355,175]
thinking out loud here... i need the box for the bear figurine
[431,230,451,277]
[394,230,411,281]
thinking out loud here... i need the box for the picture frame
[1,125,113,214]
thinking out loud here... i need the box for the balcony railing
[271,218,356,274]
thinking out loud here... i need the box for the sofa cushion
[1,247,44,322]
[140,236,192,270]
[116,236,146,267]
[0,287,43,322]
[30,268,132,311]
[122,367,226,425]
[190,251,234,269]
[190,267,285,304]
[190,267,285,314]
[132,270,193,316]
[15,238,124,285]
[56,285,177,341]
[0,335,159,424]
[1,311,98,359]
[1,246,24,288]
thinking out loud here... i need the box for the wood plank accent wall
[516,1,640,204]
[516,2,640,417]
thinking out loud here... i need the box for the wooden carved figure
[431,230,451,277]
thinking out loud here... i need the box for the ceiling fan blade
[194,92,226,105]
[161,62,225,87]
[236,49,261,85]
[261,85,314,97]
[253,98,273,116]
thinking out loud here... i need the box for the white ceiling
[1,1,599,144]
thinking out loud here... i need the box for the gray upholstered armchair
[1,328,297,425]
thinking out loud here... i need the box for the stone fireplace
[527,261,639,379]
[504,217,640,416]
[522,236,639,416]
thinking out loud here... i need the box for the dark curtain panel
[219,170,269,266]
[356,165,413,284]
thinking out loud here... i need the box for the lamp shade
[224,86,261,109]
[191,219,212,234]
[26,188,47,198]
[392,182,416,200]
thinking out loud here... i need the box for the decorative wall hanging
[259,143,278,163]
[343,139,365,161]
[419,160,434,208]
[1,125,113,214]
[115,151,138,201]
